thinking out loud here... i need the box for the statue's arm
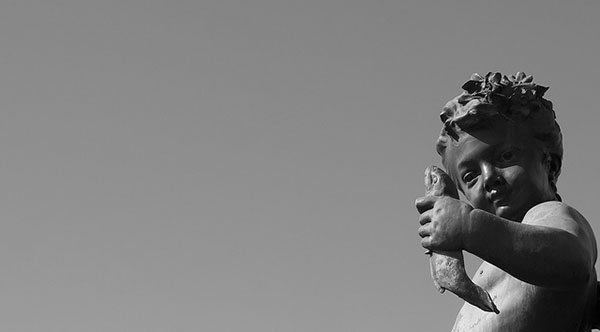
[465,201,596,290]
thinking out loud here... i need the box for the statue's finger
[415,195,437,213]
[418,224,431,238]
[419,210,432,226]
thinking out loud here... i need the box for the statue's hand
[416,195,473,251]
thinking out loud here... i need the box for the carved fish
[424,165,499,314]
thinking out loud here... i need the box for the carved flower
[461,71,547,97]
[440,72,555,137]
[454,72,549,117]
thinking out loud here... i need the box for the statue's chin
[495,206,523,222]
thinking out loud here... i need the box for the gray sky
[1,0,599,331]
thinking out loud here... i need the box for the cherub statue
[416,72,599,331]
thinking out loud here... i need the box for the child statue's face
[443,119,556,222]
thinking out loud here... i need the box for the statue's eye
[499,150,515,163]
[462,171,477,185]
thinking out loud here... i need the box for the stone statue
[415,72,599,331]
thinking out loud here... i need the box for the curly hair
[436,72,563,199]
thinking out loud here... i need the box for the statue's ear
[545,154,562,201]
[545,154,562,194]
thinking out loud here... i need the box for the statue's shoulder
[524,201,597,271]
[523,200,588,226]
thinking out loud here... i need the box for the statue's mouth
[489,189,510,205]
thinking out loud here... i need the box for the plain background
[1,0,599,331]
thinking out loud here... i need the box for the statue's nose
[482,164,506,192]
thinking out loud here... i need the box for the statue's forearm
[464,209,593,290]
